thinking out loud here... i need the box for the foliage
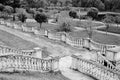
[0,3,4,11]
[35,13,48,28]
[37,8,44,13]
[0,12,10,19]
[114,16,120,26]
[3,6,13,14]
[56,22,72,32]
[69,11,77,18]
[103,15,115,34]
[71,0,120,11]
[26,0,46,8]
[18,13,27,23]
[87,7,99,20]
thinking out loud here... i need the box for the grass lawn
[0,71,70,80]
[0,30,39,50]
[69,30,120,45]
[26,22,59,31]
[98,26,120,34]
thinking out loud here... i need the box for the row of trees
[72,0,120,11]
[69,7,99,20]
[0,0,120,11]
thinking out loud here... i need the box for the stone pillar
[34,47,42,58]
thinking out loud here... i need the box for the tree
[114,16,120,28]
[37,8,44,13]
[56,22,72,32]
[3,6,13,14]
[79,18,94,50]
[18,13,27,23]
[0,3,4,11]
[35,13,47,29]
[87,7,99,20]
[69,11,77,18]
[50,0,58,6]
[103,15,115,34]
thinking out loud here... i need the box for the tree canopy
[35,13,48,28]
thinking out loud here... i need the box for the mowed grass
[98,26,120,34]
[0,71,70,80]
[0,30,39,50]
[69,30,120,45]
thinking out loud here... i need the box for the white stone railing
[71,55,120,80]
[66,34,84,47]
[95,50,117,70]
[0,54,59,72]
[0,45,35,56]
[90,39,117,50]
[0,20,120,53]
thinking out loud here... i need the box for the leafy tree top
[87,7,99,20]
[35,13,48,24]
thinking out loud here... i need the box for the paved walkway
[0,25,96,80]
[59,56,95,80]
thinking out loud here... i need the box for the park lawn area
[26,22,59,30]
[69,30,120,45]
[98,26,120,34]
[0,29,39,50]
[0,71,70,80]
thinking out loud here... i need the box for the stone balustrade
[48,32,62,41]
[0,20,119,52]
[0,54,59,72]
[66,34,84,47]
[71,55,120,80]
[95,50,117,70]
[91,40,116,50]
[0,45,35,56]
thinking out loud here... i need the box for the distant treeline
[0,0,120,11]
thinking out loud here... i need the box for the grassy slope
[0,72,70,80]
[98,26,120,34]
[0,30,39,50]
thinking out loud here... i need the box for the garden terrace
[69,30,120,46]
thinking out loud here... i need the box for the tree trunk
[13,8,16,21]
[40,23,42,29]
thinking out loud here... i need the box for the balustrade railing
[0,45,35,56]
[71,55,120,80]
[0,54,59,72]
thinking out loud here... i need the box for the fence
[71,55,120,80]
[0,20,119,51]
[0,45,36,56]
[0,54,59,72]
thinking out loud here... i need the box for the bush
[0,3,4,11]
[3,6,13,14]
[56,22,72,32]
[79,15,89,19]
[37,8,44,13]
[69,11,77,18]
[18,13,27,23]
[87,7,99,20]
[0,12,10,19]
